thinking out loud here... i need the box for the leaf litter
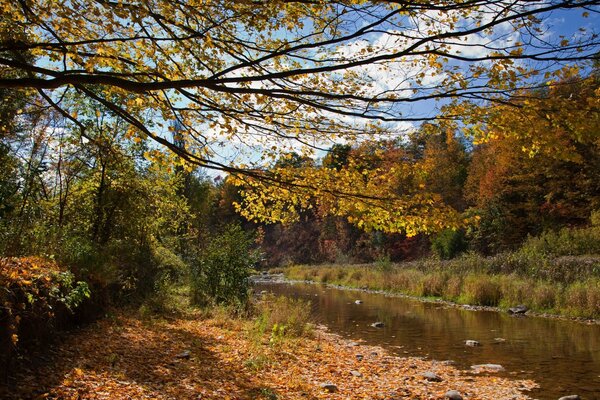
[2,311,537,399]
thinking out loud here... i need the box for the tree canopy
[1,0,599,234]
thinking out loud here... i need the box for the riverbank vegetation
[281,222,600,318]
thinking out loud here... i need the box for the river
[253,279,600,400]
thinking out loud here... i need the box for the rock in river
[470,363,504,373]
[355,300,363,304]
[558,396,580,400]
[508,304,529,314]
[445,390,463,400]
[465,340,480,347]
[371,321,384,328]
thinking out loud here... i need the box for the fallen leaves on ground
[2,310,537,399]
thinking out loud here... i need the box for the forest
[1,1,599,399]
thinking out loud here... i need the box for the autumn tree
[1,0,599,234]
[464,68,600,253]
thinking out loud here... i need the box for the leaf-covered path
[3,311,537,399]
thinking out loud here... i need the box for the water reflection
[255,281,600,400]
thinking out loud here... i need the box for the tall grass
[284,264,600,319]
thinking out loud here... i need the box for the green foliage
[431,229,467,259]
[191,224,261,307]
[52,271,91,311]
[375,254,393,272]
[518,225,600,258]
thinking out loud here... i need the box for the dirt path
[2,310,537,399]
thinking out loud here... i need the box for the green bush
[191,224,261,307]
[431,229,467,260]
[519,225,600,259]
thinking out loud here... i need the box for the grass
[282,263,600,319]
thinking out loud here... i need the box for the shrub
[191,224,262,307]
[519,225,600,259]
[0,257,90,374]
[431,229,467,260]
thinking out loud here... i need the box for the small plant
[252,294,313,339]
[190,224,262,307]
[375,254,393,272]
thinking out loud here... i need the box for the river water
[253,280,600,400]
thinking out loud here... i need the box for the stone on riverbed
[465,340,480,347]
[355,300,363,304]
[470,363,505,373]
[422,371,443,382]
[371,321,384,328]
[558,396,580,400]
[444,390,463,400]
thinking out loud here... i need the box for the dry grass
[285,264,600,319]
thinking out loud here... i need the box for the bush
[190,224,261,307]
[431,229,467,260]
[519,225,600,259]
[0,257,90,374]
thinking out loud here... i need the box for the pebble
[422,371,443,382]
[371,321,384,328]
[355,300,363,304]
[356,354,364,361]
[508,304,529,314]
[445,390,463,400]
[465,340,480,347]
[558,396,580,400]
[320,383,338,393]
[350,370,362,377]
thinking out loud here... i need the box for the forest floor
[2,307,538,400]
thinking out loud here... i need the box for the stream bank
[254,278,600,399]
